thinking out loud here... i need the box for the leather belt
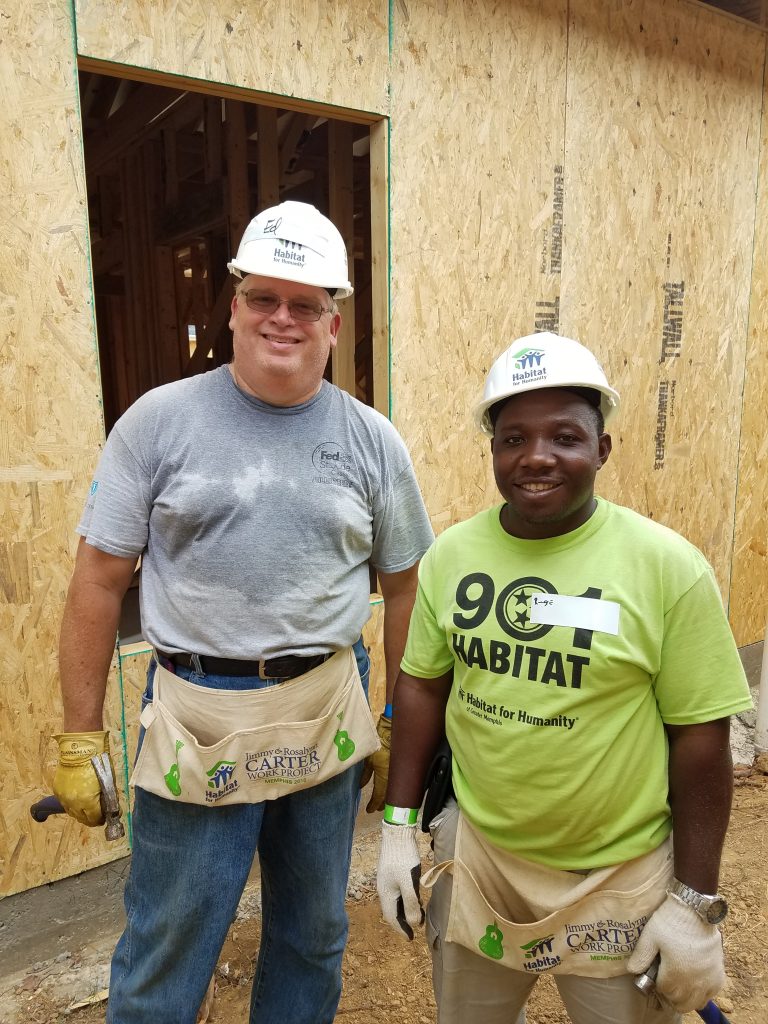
[159,650,333,680]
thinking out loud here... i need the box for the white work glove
[376,821,424,940]
[627,893,725,1012]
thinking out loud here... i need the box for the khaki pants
[425,800,681,1024]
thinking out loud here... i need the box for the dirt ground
[14,765,768,1024]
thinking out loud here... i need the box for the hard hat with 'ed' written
[474,332,620,436]
[227,200,353,298]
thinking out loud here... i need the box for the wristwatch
[668,878,728,924]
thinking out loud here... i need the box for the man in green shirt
[376,333,752,1024]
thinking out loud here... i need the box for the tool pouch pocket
[131,647,378,805]
[440,816,673,977]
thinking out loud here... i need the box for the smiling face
[228,273,341,406]
[491,388,612,540]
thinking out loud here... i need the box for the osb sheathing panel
[729,56,768,647]
[364,601,386,715]
[389,0,570,532]
[74,0,389,115]
[0,2,133,895]
[5,0,768,899]
[390,0,764,627]
[563,0,764,603]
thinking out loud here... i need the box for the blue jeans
[107,639,370,1024]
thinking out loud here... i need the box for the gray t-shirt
[78,367,434,659]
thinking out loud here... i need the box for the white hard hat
[474,332,620,436]
[227,200,353,298]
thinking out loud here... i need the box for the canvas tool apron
[131,646,378,805]
[423,811,673,978]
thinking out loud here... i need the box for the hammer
[30,752,125,842]
[635,956,732,1023]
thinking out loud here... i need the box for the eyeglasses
[238,289,333,323]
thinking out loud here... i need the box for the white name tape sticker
[529,594,621,635]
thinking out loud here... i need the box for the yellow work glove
[52,731,111,826]
[360,713,391,813]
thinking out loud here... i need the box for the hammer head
[90,752,126,841]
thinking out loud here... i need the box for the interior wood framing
[79,60,387,431]
[76,56,386,126]
[693,0,768,29]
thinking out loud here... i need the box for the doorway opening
[78,62,387,431]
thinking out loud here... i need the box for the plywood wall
[74,0,390,117]
[389,0,570,531]
[0,0,125,896]
[563,0,763,594]
[729,56,768,647]
[390,0,766,622]
[4,0,767,895]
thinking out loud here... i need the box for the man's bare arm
[666,718,733,893]
[59,538,138,731]
[386,669,453,809]
[377,563,420,703]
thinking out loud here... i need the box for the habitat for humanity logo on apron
[423,810,673,978]
[131,647,378,805]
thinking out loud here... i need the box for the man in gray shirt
[53,201,434,1024]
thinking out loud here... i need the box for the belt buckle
[258,657,292,681]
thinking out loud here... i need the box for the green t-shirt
[402,498,752,869]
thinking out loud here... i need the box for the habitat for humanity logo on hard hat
[512,347,547,383]
[273,239,306,269]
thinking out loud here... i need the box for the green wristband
[383,804,418,826]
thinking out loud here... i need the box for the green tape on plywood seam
[115,649,135,847]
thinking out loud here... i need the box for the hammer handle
[635,956,732,1023]
[30,795,65,821]
[697,1002,731,1024]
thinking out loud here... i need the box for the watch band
[668,878,728,924]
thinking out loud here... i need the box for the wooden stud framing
[256,106,280,208]
[204,97,224,184]
[225,100,251,253]
[369,118,389,417]
[279,113,316,180]
[329,120,357,396]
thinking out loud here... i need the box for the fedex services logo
[312,442,352,474]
